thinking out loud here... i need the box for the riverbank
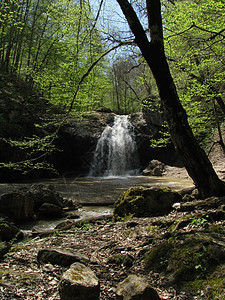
[1,193,224,299]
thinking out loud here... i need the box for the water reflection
[1,176,192,232]
[0,175,192,205]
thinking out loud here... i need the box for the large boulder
[0,190,34,221]
[144,233,225,285]
[37,248,89,267]
[114,186,182,220]
[142,159,165,176]
[29,184,64,211]
[0,184,74,222]
[116,275,160,300]
[37,203,64,219]
[59,262,100,300]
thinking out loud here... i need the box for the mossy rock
[0,241,11,260]
[144,232,225,286]
[59,262,100,300]
[107,253,134,267]
[182,272,225,299]
[114,186,181,220]
[0,221,23,242]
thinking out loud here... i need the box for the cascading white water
[89,115,140,177]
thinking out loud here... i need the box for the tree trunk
[116,0,225,198]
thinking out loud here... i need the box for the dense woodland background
[0,0,225,176]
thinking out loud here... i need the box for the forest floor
[0,138,225,300]
[0,199,224,300]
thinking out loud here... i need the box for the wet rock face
[54,111,177,176]
[59,262,100,300]
[129,113,177,168]
[116,275,160,300]
[114,186,182,220]
[54,111,115,175]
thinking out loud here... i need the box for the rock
[178,185,195,197]
[143,159,165,176]
[107,253,134,267]
[2,223,19,241]
[129,112,177,168]
[0,220,23,242]
[178,196,225,212]
[96,107,112,113]
[59,262,100,300]
[54,111,115,175]
[144,233,225,284]
[116,274,160,300]
[37,203,64,219]
[0,241,11,260]
[114,186,182,220]
[37,248,89,267]
[0,190,34,221]
[29,184,64,210]
[62,198,81,212]
[172,202,181,210]
[0,184,73,222]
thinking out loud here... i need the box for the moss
[146,225,158,233]
[183,277,225,299]
[71,273,84,281]
[144,241,171,272]
[207,224,225,233]
[0,241,10,259]
[114,186,181,220]
[107,254,125,265]
[9,245,31,252]
[114,213,134,222]
[144,233,225,285]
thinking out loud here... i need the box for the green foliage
[0,0,114,174]
[164,0,225,146]
[0,0,112,112]
[191,217,208,228]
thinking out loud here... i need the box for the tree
[0,0,113,175]
[163,0,225,147]
[116,0,225,198]
[0,0,111,112]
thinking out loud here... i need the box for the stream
[0,175,192,232]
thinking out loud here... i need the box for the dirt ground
[164,138,225,181]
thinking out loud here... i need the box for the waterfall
[89,115,140,177]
